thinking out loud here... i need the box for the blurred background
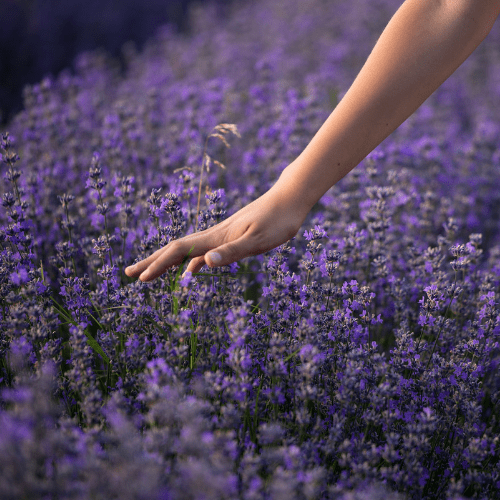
[0,0,241,125]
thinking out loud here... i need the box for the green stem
[195,136,210,233]
[97,188,113,266]
[325,275,334,311]
[424,274,458,371]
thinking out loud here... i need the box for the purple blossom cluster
[1,0,500,497]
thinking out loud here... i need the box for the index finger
[124,230,217,280]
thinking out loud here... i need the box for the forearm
[279,0,499,211]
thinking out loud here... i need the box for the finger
[138,236,220,282]
[125,245,170,277]
[125,227,218,278]
[204,230,258,269]
[184,255,207,275]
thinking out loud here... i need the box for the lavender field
[1,0,500,498]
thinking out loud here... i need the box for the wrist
[274,160,321,215]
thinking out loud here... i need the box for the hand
[124,173,310,283]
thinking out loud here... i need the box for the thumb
[206,238,247,268]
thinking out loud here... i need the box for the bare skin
[125,0,499,283]
[124,174,310,282]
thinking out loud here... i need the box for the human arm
[125,0,499,282]
[279,0,500,212]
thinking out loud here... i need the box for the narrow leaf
[83,329,111,365]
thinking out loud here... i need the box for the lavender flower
[1,0,500,497]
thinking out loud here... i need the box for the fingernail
[208,252,222,264]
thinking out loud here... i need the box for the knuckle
[169,240,183,254]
